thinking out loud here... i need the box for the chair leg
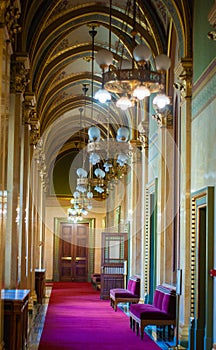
[140,323,145,340]
[130,316,133,329]
[135,322,139,336]
[114,301,117,311]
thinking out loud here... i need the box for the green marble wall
[193,0,215,82]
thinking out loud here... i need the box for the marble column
[5,53,29,289]
[154,108,174,284]
[0,6,10,348]
[128,104,138,275]
[20,93,36,289]
[139,98,149,302]
[175,58,193,346]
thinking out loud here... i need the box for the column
[27,107,40,308]
[175,58,193,346]
[152,107,174,284]
[0,3,10,347]
[5,53,29,288]
[139,98,149,302]
[20,93,36,289]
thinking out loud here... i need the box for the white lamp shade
[133,44,151,62]
[73,191,80,198]
[94,88,111,103]
[81,208,88,216]
[89,152,100,165]
[94,168,105,178]
[88,126,101,141]
[116,96,132,110]
[76,168,87,178]
[117,153,128,166]
[95,49,113,68]
[103,161,112,172]
[155,54,171,71]
[133,85,150,100]
[87,191,93,199]
[153,93,170,109]
[116,127,130,142]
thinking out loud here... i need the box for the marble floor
[28,287,51,349]
[27,287,176,350]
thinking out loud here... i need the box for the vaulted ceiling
[17,0,192,195]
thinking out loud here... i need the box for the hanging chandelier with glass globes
[94,0,171,111]
[94,45,171,111]
[86,125,130,194]
[67,187,93,223]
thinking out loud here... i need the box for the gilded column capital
[29,118,40,146]
[4,0,21,41]
[22,92,40,145]
[10,53,30,93]
[174,58,193,100]
[152,106,173,129]
[138,120,149,149]
[23,92,36,123]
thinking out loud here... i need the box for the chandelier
[86,124,130,194]
[67,189,92,223]
[74,124,130,198]
[94,0,171,111]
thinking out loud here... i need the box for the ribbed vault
[17,0,192,195]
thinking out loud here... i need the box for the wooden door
[59,223,89,282]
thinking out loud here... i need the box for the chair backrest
[153,285,176,318]
[127,276,140,297]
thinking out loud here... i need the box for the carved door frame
[189,187,214,349]
[53,217,95,282]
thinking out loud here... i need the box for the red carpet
[39,282,161,350]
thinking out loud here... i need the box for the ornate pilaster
[138,99,149,302]
[174,57,193,347]
[5,53,30,289]
[19,93,36,290]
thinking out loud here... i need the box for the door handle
[61,257,72,261]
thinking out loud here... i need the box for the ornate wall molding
[10,54,30,93]
[174,58,193,101]
[208,1,216,40]
[23,92,41,146]
[4,0,21,42]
